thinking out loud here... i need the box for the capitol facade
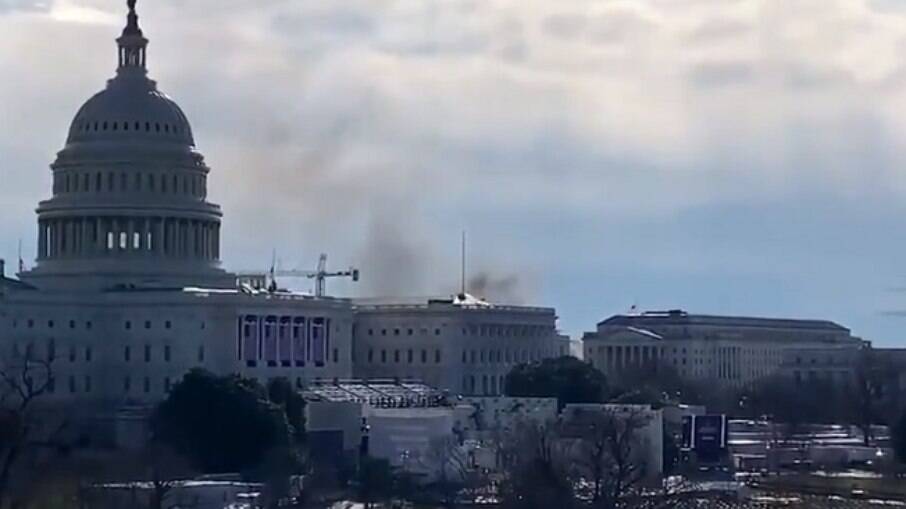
[0,2,568,445]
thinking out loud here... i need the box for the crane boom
[270,253,359,297]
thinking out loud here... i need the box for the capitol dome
[22,0,232,291]
[66,75,195,147]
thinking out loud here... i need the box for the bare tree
[496,420,574,509]
[563,407,652,508]
[0,349,57,508]
[419,435,486,507]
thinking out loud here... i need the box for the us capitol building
[0,2,567,445]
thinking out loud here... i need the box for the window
[421,349,427,363]
[48,320,54,329]
[198,345,205,363]
[124,376,131,393]
[332,348,338,363]
[368,349,374,363]
[145,321,151,329]
[125,321,131,330]
[69,376,76,393]
[408,329,413,335]
[368,329,373,336]
[164,345,171,362]
[144,344,151,362]
[84,376,92,393]
[144,377,151,393]
[394,329,400,336]
[435,349,441,364]
[394,350,400,363]
[381,350,387,363]
[435,329,441,336]
[407,349,413,364]
[68,346,76,363]
[165,320,172,329]
[85,347,92,362]
[124,346,131,362]
[164,377,171,392]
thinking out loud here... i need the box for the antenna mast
[461,230,466,296]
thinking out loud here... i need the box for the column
[202,223,209,260]
[37,221,45,260]
[113,218,120,254]
[157,218,166,256]
[191,221,199,259]
[177,220,184,257]
[214,224,220,260]
[127,218,135,253]
[143,217,151,253]
[96,217,104,253]
[78,218,86,256]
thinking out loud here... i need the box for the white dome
[66,73,195,147]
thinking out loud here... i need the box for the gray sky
[3,0,906,344]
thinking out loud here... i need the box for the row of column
[603,344,664,370]
[38,216,220,261]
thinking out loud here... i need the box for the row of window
[366,348,442,364]
[461,348,550,365]
[12,341,204,365]
[74,119,186,136]
[58,375,172,395]
[53,170,205,197]
[13,319,92,330]
[364,324,552,338]
[367,327,441,337]
[11,318,196,331]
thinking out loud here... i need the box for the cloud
[4,1,906,343]
[0,0,50,14]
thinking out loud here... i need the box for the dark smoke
[467,272,532,305]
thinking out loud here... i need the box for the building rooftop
[599,309,848,332]
[304,379,448,408]
[353,293,553,314]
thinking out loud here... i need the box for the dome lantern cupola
[117,0,147,73]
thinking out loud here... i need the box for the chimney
[0,258,5,278]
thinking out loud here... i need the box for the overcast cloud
[3,0,906,344]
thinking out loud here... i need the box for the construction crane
[270,253,359,297]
